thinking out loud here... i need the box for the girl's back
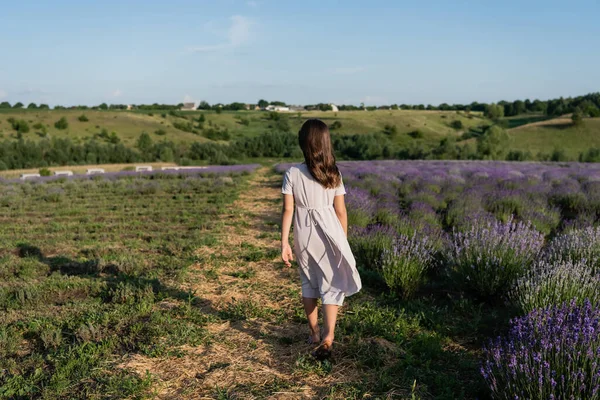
[282,163,346,209]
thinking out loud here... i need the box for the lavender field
[277,160,600,398]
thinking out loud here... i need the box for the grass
[0,108,487,148]
[0,171,248,398]
[508,117,600,157]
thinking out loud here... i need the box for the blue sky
[1,0,598,106]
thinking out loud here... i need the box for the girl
[280,119,362,360]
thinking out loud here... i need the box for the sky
[0,0,599,107]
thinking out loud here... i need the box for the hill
[508,117,600,158]
[0,108,486,148]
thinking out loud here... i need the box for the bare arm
[281,194,294,266]
[333,195,348,237]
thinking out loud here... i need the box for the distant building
[180,102,196,111]
[265,105,290,112]
[330,104,339,112]
[127,105,133,110]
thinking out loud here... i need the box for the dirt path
[120,167,360,399]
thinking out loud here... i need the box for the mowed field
[0,109,486,147]
[508,117,600,157]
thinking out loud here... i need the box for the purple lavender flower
[510,259,600,313]
[449,216,545,299]
[544,227,600,273]
[380,233,435,299]
[482,300,600,399]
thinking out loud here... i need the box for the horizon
[1,0,599,107]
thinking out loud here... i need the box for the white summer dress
[282,163,362,306]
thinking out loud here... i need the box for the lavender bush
[348,224,396,271]
[544,226,600,273]
[481,300,600,400]
[380,233,435,298]
[345,186,376,227]
[510,259,600,313]
[449,217,545,298]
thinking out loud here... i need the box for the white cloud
[187,15,254,53]
[247,1,258,7]
[331,66,366,75]
[0,89,6,99]
[112,89,122,98]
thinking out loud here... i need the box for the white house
[135,166,153,172]
[86,168,105,175]
[265,105,290,112]
[330,104,339,112]
[180,102,196,111]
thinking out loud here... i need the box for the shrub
[329,120,342,130]
[408,129,424,139]
[572,108,584,126]
[78,114,89,122]
[543,226,600,273]
[345,186,376,227]
[8,118,30,133]
[154,129,167,136]
[39,168,52,176]
[450,120,463,130]
[448,217,544,299]
[33,122,44,130]
[383,124,397,136]
[481,300,600,399]
[349,225,396,271]
[54,117,69,130]
[203,128,230,141]
[172,121,194,133]
[380,233,434,298]
[510,259,600,313]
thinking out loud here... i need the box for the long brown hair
[298,119,341,189]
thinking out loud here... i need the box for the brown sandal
[311,341,333,360]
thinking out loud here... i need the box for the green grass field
[0,109,486,148]
[0,171,250,399]
[3,108,600,163]
[508,117,600,157]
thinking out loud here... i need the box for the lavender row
[0,164,260,185]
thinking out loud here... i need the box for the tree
[160,146,174,162]
[450,120,464,130]
[572,108,584,126]
[485,103,505,120]
[512,100,526,115]
[197,101,211,110]
[98,103,108,110]
[27,103,37,109]
[0,102,11,109]
[13,102,24,109]
[136,132,153,152]
[54,117,69,130]
[257,99,269,109]
[39,104,50,109]
[477,125,509,159]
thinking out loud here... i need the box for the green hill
[0,108,486,148]
[508,117,600,157]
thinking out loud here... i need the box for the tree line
[2,93,599,117]
[1,125,597,172]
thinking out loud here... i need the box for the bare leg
[321,304,338,345]
[302,297,320,343]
